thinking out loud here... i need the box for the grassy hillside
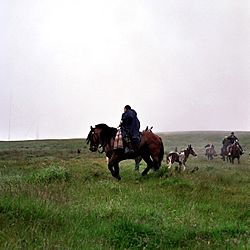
[0,132,249,249]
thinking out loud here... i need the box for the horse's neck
[179,151,186,161]
[101,139,114,159]
[232,144,239,151]
[103,136,115,153]
[183,149,190,157]
[101,128,116,145]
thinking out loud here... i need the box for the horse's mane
[95,123,117,146]
[95,123,111,130]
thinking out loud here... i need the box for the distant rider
[221,132,243,157]
[227,132,239,144]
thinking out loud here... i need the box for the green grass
[0,132,249,249]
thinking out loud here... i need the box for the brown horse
[166,145,197,171]
[228,142,241,164]
[86,123,164,180]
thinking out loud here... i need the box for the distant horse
[205,144,217,160]
[221,149,230,162]
[167,145,197,171]
[221,139,243,162]
[87,124,164,180]
[228,142,241,164]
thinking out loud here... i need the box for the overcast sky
[0,0,249,140]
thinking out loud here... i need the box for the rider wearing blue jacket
[120,105,140,153]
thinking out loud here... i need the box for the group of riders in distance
[87,105,244,180]
[205,131,244,163]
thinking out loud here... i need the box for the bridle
[87,128,104,153]
[187,146,197,157]
[87,130,99,152]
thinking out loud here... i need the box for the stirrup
[124,147,135,154]
[124,147,129,154]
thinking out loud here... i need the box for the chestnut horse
[167,145,197,171]
[87,123,164,180]
[228,142,241,164]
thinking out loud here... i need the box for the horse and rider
[87,105,164,180]
[220,132,244,161]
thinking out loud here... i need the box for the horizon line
[1,130,250,142]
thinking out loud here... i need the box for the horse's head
[188,144,197,157]
[86,126,101,152]
[86,123,117,153]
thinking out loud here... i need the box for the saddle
[113,129,140,154]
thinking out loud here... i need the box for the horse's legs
[108,163,115,177]
[142,148,162,175]
[177,162,182,172]
[108,153,121,180]
[148,149,162,170]
[113,162,121,180]
[167,155,172,169]
[107,159,115,176]
[141,154,154,176]
[134,156,142,171]
[182,163,186,171]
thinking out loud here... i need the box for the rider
[221,136,229,159]
[119,105,140,154]
[222,132,243,156]
[227,132,239,144]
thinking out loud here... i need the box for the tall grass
[0,133,249,249]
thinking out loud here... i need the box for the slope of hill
[0,132,249,249]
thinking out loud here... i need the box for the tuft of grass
[159,177,194,190]
[108,218,163,249]
[27,165,70,184]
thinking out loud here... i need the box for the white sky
[0,0,250,140]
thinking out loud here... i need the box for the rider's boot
[124,142,134,154]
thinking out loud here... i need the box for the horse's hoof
[117,176,121,181]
